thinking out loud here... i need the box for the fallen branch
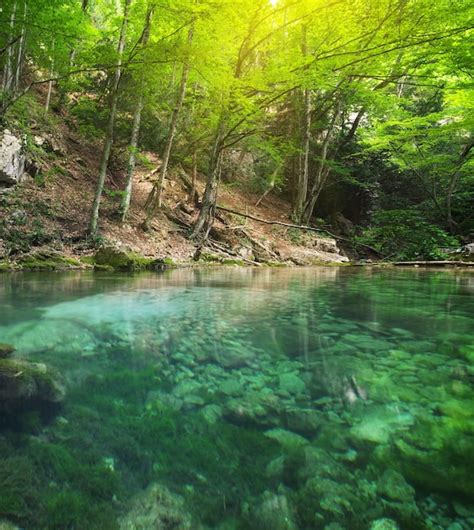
[216,205,334,234]
[216,204,383,257]
[393,261,474,267]
[205,240,262,266]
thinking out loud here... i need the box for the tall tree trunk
[120,94,144,223]
[302,106,340,224]
[144,25,194,229]
[13,0,27,94]
[121,5,154,223]
[446,140,473,233]
[190,117,225,241]
[293,87,311,221]
[89,0,132,236]
[44,40,55,114]
[293,25,311,222]
[2,1,17,93]
[189,149,198,203]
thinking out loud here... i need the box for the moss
[79,255,96,265]
[0,260,11,272]
[0,456,39,522]
[198,253,246,266]
[16,252,82,271]
[0,344,15,358]
[94,247,154,271]
[44,491,119,530]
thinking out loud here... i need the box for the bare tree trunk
[13,0,27,94]
[189,149,198,203]
[144,25,194,229]
[446,140,473,233]
[293,87,311,221]
[293,25,311,222]
[191,118,225,241]
[2,1,17,93]
[302,106,341,224]
[121,6,154,223]
[121,95,144,222]
[89,0,132,236]
[44,41,55,114]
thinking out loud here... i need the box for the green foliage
[356,210,459,260]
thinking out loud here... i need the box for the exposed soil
[0,89,348,267]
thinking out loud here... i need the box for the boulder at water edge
[0,129,25,187]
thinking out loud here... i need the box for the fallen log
[393,261,474,267]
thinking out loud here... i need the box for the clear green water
[0,267,473,530]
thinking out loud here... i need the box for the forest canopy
[1,0,473,260]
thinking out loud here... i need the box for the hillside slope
[0,92,348,270]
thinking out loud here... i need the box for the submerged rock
[264,428,309,451]
[377,469,415,503]
[249,491,297,530]
[0,343,15,358]
[278,373,306,396]
[0,358,65,411]
[118,483,192,530]
[0,521,21,530]
[369,519,399,530]
[351,405,414,444]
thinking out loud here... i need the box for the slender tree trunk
[293,26,311,222]
[44,41,55,114]
[189,149,198,203]
[2,1,17,93]
[191,117,225,241]
[446,140,473,233]
[13,0,27,94]
[121,95,144,222]
[302,106,340,224]
[89,0,132,236]
[121,6,154,223]
[144,25,194,229]
[294,87,311,221]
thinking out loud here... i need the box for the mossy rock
[0,358,65,410]
[0,260,11,272]
[0,344,15,359]
[94,247,154,271]
[17,250,82,271]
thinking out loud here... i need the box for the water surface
[0,267,473,529]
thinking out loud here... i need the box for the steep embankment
[0,93,348,271]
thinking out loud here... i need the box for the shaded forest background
[0,0,473,261]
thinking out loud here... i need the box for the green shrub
[356,209,459,260]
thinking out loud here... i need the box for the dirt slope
[0,91,348,267]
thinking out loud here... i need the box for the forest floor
[0,90,349,270]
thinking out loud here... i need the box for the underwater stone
[351,405,414,444]
[0,522,20,530]
[264,428,309,451]
[200,404,223,425]
[219,379,243,396]
[250,491,297,530]
[284,408,323,436]
[173,380,203,398]
[446,523,463,530]
[0,359,66,409]
[0,343,15,358]
[278,373,306,395]
[377,469,415,502]
[119,482,192,529]
[369,519,399,530]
